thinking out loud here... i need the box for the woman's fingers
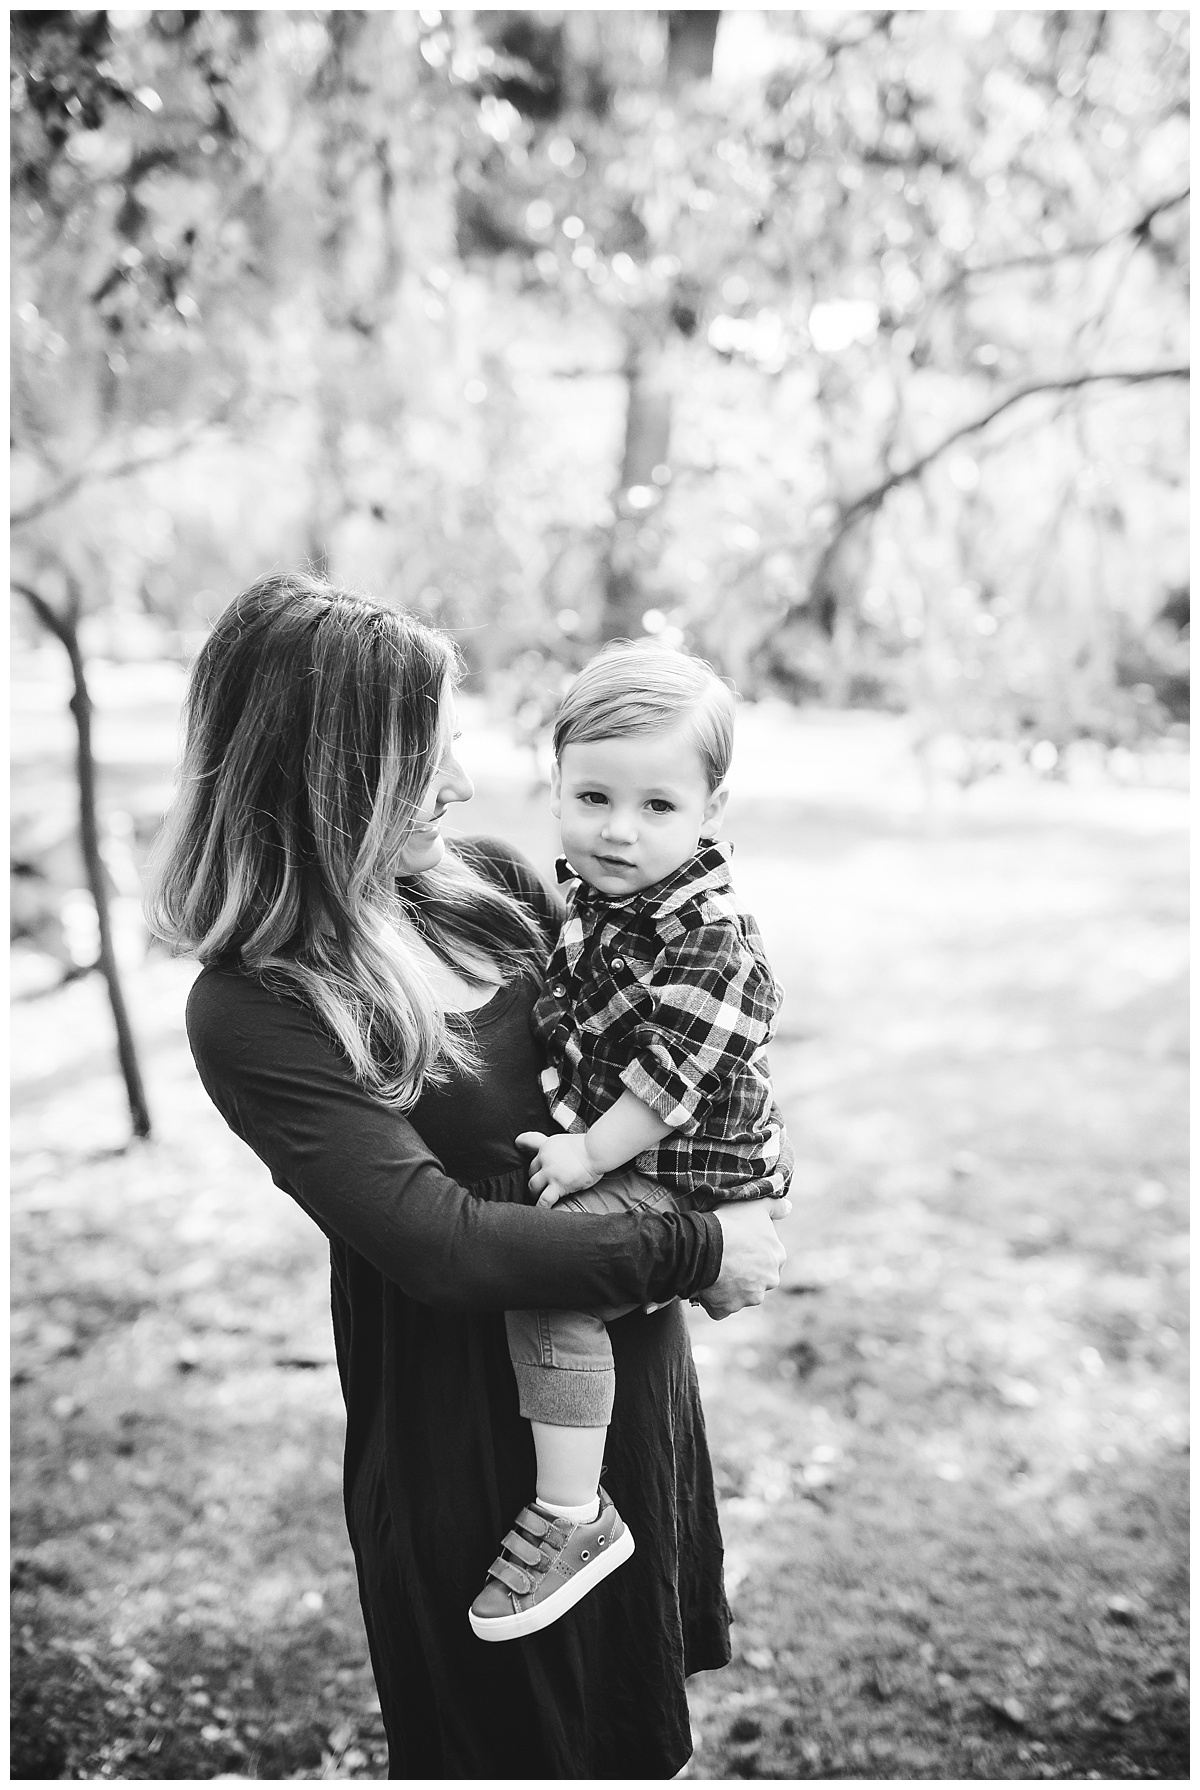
[701,1200,789,1320]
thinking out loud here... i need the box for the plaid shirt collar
[555,839,734,923]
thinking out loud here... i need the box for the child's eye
[579,791,608,806]
[647,799,675,814]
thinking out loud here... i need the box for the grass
[10,696,1189,1778]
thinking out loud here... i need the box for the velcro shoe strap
[513,1507,551,1541]
[487,1556,533,1596]
[502,1533,545,1569]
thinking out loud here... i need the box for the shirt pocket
[579,950,656,1038]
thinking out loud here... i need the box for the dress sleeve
[187,971,722,1314]
[619,919,781,1135]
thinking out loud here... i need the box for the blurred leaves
[9,11,1190,736]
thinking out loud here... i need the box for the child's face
[552,726,729,898]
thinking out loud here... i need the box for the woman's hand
[515,1130,603,1207]
[693,1197,790,1320]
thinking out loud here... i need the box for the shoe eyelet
[597,1535,605,1545]
[580,1549,590,1561]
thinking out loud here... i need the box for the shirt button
[610,956,625,971]
[551,982,567,998]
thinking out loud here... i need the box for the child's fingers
[515,1131,546,1154]
[537,1187,563,1209]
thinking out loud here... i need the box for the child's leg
[505,1170,682,1514]
[530,1422,608,1512]
[504,1302,615,1518]
[470,1173,681,1638]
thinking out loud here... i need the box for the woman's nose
[439,754,474,807]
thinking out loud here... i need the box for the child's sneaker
[468,1487,634,1641]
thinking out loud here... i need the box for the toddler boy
[468,644,789,1642]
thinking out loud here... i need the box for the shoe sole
[469,1526,635,1642]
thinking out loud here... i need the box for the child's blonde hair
[553,642,736,792]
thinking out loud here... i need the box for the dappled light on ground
[11,700,1187,1779]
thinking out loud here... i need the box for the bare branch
[11,403,233,528]
[943,188,1190,291]
[1130,186,1191,240]
[810,365,1189,593]
[12,580,70,647]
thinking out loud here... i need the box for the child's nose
[602,812,637,842]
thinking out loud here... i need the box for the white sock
[535,1493,601,1524]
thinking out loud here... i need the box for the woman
[146,572,789,1778]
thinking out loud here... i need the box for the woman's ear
[550,759,562,819]
[701,782,730,838]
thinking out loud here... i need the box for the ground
[10,685,1189,1780]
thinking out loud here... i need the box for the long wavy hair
[146,572,547,1106]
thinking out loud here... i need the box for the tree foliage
[11,9,1190,747]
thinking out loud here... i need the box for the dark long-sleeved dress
[186,838,732,1778]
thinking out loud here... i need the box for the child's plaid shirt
[532,840,790,1210]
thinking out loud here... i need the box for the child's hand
[514,1130,603,1207]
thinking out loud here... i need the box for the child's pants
[505,1167,683,1428]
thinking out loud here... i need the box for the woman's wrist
[691,1210,724,1295]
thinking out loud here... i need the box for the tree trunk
[15,581,152,1140]
[600,338,673,642]
[597,11,718,642]
[665,11,720,86]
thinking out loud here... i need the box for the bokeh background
[10,9,1188,1780]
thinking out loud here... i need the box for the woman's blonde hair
[553,642,736,791]
[146,572,546,1107]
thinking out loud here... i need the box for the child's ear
[550,759,562,819]
[701,782,730,839]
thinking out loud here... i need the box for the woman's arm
[188,969,722,1315]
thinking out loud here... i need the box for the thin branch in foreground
[800,365,1189,612]
[839,366,1189,533]
[935,188,1190,296]
[11,401,234,528]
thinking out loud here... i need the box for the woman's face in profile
[393,687,474,877]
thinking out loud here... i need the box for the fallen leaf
[985,1694,1027,1726]
[1102,1698,1135,1725]
[1105,1595,1139,1624]
[869,1663,895,1700]
[744,1646,775,1671]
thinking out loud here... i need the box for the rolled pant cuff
[511,1359,615,1428]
